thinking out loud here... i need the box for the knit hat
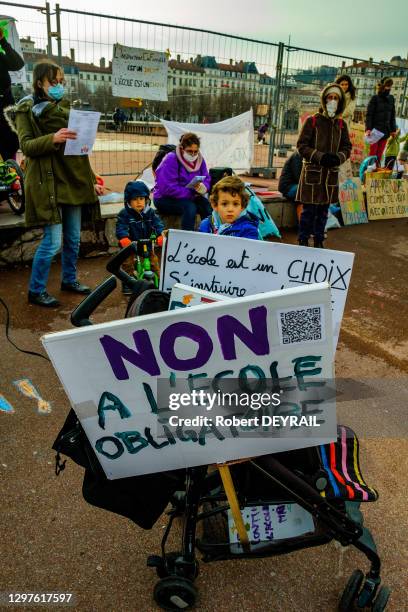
[324,85,342,98]
[124,180,150,203]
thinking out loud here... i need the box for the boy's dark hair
[179,132,200,148]
[210,176,249,207]
[33,61,62,97]
[335,74,356,100]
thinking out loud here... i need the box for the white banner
[112,44,168,101]
[160,230,354,348]
[161,110,254,173]
[42,285,335,480]
[0,16,27,85]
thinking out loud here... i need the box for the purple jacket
[153,151,211,200]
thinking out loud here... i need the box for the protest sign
[365,177,408,220]
[349,122,366,164]
[160,230,354,347]
[42,284,335,479]
[161,110,254,173]
[112,44,168,101]
[339,177,368,225]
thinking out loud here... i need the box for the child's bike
[0,158,25,215]
[133,234,163,288]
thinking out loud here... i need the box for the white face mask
[326,99,338,117]
[183,151,198,163]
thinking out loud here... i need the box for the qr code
[279,306,323,344]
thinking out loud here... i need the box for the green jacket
[6,96,98,227]
[385,133,408,157]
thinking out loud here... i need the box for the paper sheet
[364,128,384,145]
[64,109,101,156]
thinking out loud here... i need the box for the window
[101,75,104,81]
[94,74,97,80]
[86,74,90,80]
[109,76,111,82]
[80,74,83,79]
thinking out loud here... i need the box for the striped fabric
[319,425,378,502]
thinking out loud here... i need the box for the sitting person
[116,180,164,293]
[153,132,212,231]
[278,150,303,222]
[199,176,259,240]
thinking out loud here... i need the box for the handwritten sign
[112,44,168,101]
[349,122,366,164]
[228,503,314,552]
[42,285,335,479]
[160,231,354,348]
[365,177,408,220]
[339,177,368,225]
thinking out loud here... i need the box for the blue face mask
[48,83,65,101]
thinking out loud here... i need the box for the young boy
[116,180,165,293]
[199,176,259,240]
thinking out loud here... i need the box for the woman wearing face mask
[5,61,104,307]
[365,77,397,166]
[153,132,212,231]
[335,74,357,181]
[296,82,351,248]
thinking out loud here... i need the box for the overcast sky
[7,0,408,63]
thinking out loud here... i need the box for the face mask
[326,99,338,117]
[48,83,65,101]
[183,152,198,163]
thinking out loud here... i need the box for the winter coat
[116,205,165,242]
[365,92,397,139]
[153,149,211,201]
[199,212,259,240]
[341,92,356,128]
[278,151,302,199]
[6,95,99,227]
[296,83,352,205]
[0,37,24,159]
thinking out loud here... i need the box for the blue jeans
[298,204,329,242]
[29,205,82,293]
[154,196,212,231]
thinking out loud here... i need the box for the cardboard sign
[160,231,354,348]
[112,44,168,101]
[349,122,366,164]
[365,177,408,220]
[42,285,335,480]
[339,177,368,225]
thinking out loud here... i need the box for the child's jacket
[199,212,259,240]
[116,205,165,242]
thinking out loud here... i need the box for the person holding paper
[365,77,397,166]
[6,61,104,307]
[153,132,212,231]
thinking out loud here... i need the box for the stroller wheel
[338,569,364,611]
[154,576,197,610]
[371,586,391,611]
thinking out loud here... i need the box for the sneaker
[28,291,60,307]
[61,281,91,294]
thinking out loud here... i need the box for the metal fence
[2,0,408,179]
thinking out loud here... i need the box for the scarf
[176,145,203,173]
[211,209,247,234]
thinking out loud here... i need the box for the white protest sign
[0,16,27,85]
[42,284,335,480]
[112,44,168,101]
[64,110,100,156]
[161,110,254,173]
[160,231,354,348]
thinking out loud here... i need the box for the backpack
[152,144,177,173]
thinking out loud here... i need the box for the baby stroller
[0,157,25,215]
[53,243,390,612]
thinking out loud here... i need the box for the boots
[314,239,324,249]
[298,239,309,247]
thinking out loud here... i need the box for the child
[116,180,165,293]
[199,176,259,240]
[384,129,408,170]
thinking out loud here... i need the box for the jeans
[29,205,82,293]
[154,196,212,231]
[298,204,329,242]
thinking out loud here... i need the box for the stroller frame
[69,245,390,611]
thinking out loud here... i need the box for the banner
[42,285,335,479]
[366,177,408,220]
[339,177,368,225]
[349,122,366,164]
[161,110,254,173]
[0,16,27,85]
[160,230,354,348]
[112,44,168,101]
